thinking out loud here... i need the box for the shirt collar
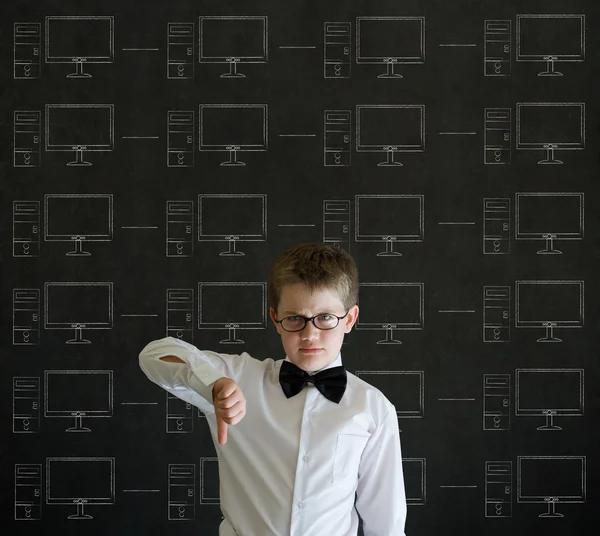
[284,352,343,376]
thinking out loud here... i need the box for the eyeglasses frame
[274,310,350,332]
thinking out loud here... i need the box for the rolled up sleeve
[138,336,248,415]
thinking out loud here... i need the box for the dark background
[1,0,599,534]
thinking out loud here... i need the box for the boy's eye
[318,314,332,320]
[287,315,302,321]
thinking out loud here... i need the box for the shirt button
[303,455,309,462]
[298,501,304,509]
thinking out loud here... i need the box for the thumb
[217,412,228,445]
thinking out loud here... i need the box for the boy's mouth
[299,347,323,354]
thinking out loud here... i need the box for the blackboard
[1,0,599,535]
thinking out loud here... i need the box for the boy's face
[269,283,359,373]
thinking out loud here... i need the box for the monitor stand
[221,147,246,167]
[537,412,562,431]
[538,57,563,77]
[539,499,564,518]
[220,238,245,256]
[68,500,94,520]
[67,148,93,167]
[66,326,92,345]
[376,326,402,344]
[67,59,93,79]
[378,148,403,166]
[538,145,562,165]
[537,323,562,343]
[219,326,244,344]
[379,61,403,79]
[377,238,402,256]
[537,235,562,255]
[67,238,92,256]
[66,414,92,433]
[221,59,246,78]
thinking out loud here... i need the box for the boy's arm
[138,336,247,415]
[355,406,407,536]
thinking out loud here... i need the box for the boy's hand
[212,377,246,445]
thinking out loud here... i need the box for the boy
[139,242,407,536]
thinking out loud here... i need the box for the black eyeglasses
[275,311,350,332]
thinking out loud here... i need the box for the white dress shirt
[139,336,407,536]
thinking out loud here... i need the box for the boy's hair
[267,242,359,312]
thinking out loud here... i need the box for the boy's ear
[269,307,281,334]
[344,304,359,333]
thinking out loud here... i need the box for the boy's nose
[301,322,320,339]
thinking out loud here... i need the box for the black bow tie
[279,360,347,404]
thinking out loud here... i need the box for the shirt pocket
[331,433,369,488]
